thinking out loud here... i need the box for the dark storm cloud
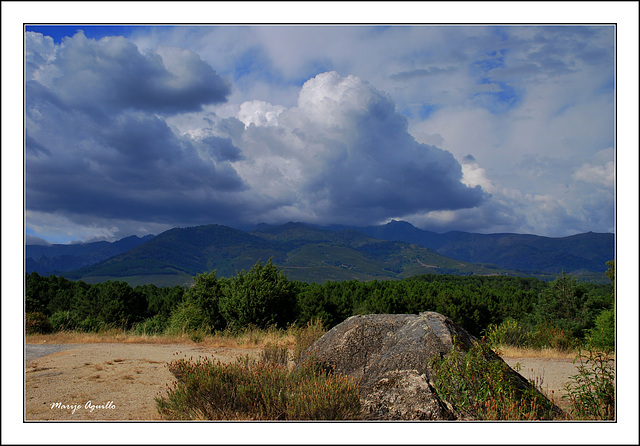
[29,31,230,117]
[26,110,248,222]
[25,31,249,228]
[198,136,245,162]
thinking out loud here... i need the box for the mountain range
[25,234,154,275]
[25,221,614,286]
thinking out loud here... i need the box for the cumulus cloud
[25,31,249,234]
[572,160,614,187]
[229,72,486,226]
[26,31,231,117]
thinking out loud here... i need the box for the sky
[21,23,617,244]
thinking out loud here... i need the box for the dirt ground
[25,343,261,421]
[25,342,582,421]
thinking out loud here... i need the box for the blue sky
[22,23,617,244]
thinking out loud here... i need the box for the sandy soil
[25,342,584,421]
[501,356,578,412]
[25,343,260,421]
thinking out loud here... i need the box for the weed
[260,343,290,368]
[563,346,615,420]
[25,312,53,334]
[429,338,558,420]
[156,354,360,420]
[291,319,325,364]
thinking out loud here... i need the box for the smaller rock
[361,369,455,420]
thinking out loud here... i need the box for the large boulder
[301,311,558,420]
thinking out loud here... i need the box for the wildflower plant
[429,337,558,420]
[563,346,615,420]
[156,354,361,420]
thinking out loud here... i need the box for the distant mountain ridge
[59,223,523,286]
[352,220,614,274]
[26,221,614,286]
[25,234,155,275]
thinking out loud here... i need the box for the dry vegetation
[26,325,303,349]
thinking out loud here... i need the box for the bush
[134,314,168,335]
[587,308,614,352]
[429,339,558,420]
[78,315,102,333]
[25,312,53,334]
[49,310,79,332]
[527,321,576,351]
[219,259,297,330]
[485,318,530,348]
[165,302,207,336]
[564,346,615,420]
[156,354,361,420]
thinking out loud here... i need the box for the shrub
[165,302,207,336]
[587,308,614,352]
[25,312,53,334]
[134,314,168,335]
[218,259,297,330]
[429,339,558,420]
[186,271,225,330]
[563,347,615,420]
[156,355,361,420]
[78,315,102,333]
[528,321,576,351]
[485,318,530,348]
[49,310,79,332]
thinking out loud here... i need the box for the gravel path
[25,344,76,361]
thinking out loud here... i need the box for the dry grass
[26,326,304,350]
[493,344,578,359]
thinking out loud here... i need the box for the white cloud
[238,100,285,127]
[23,25,615,241]
[227,71,485,226]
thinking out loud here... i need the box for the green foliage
[25,312,53,334]
[485,318,530,348]
[219,259,297,330]
[605,259,615,288]
[156,351,361,420]
[526,321,576,351]
[49,310,80,331]
[133,314,168,335]
[165,301,208,336]
[564,347,615,420]
[26,263,615,352]
[429,339,557,420]
[587,308,615,351]
[184,270,225,330]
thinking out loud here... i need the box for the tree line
[25,259,615,350]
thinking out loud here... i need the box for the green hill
[63,223,522,286]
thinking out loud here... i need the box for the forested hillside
[60,223,522,286]
[26,260,615,351]
[27,222,614,286]
[345,220,614,275]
